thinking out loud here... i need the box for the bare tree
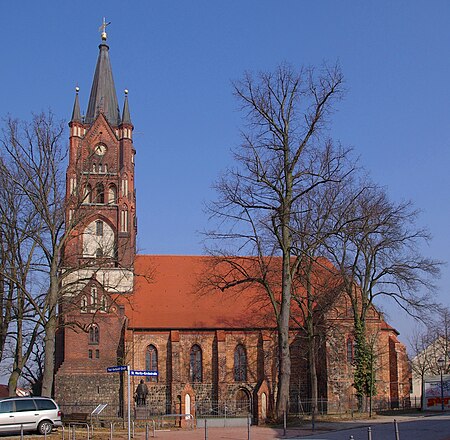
[289,150,356,414]
[206,63,345,419]
[0,112,68,395]
[325,182,441,407]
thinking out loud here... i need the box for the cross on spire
[99,17,111,41]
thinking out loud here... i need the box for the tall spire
[85,20,120,126]
[71,87,81,123]
[121,89,132,125]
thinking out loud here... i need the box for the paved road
[300,414,450,440]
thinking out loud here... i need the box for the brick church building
[54,29,410,422]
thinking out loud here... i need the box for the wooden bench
[65,413,90,423]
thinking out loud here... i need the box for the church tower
[65,26,136,271]
[55,25,135,410]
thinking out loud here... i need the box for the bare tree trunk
[41,264,59,397]
[276,256,292,416]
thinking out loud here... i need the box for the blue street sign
[107,365,128,373]
[130,370,158,376]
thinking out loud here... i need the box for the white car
[0,397,63,434]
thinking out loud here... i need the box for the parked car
[0,396,62,434]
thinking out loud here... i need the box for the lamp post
[438,357,445,412]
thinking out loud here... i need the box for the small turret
[121,89,132,126]
[71,87,82,123]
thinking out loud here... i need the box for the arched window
[121,206,129,232]
[96,183,104,203]
[108,184,117,204]
[347,337,354,363]
[234,344,247,382]
[100,295,108,312]
[96,247,103,258]
[96,220,104,236]
[89,324,99,345]
[91,286,98,305]
[84,183,92,203]
[145,345,158,383]
[81,295,88,313]
[121,177,128,197]
[190,344,202,383]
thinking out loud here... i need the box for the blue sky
[1,1,449,345]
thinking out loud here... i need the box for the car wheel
[37,420,53,435]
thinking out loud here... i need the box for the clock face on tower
[95,144,107,156]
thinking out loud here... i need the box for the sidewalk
[129,413,430,439]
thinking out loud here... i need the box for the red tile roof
[123,255,277,329]
[120,254,398,335]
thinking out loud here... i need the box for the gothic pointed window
[145,345,158,383]
[96,220,104,236]
[190,344,202,383]
[100,295,108,312]
[96,184,105,203]
[81,295,88,313]
[234,344,247,382]
[121,177,128,197]
[121,206,129,232]
[84,183,92,204]
[108,184,117,204]
[69,177,77,195]
[89,324,99,345]
[91,286,98,305]
[96,247,103,258]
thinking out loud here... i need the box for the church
[54,29,410,423]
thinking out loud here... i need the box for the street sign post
[106,365,131,440]
[129,370,158,377]
[106,365,128,373]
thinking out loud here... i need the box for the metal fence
[288,396,415,416]
[59,395,416,426]
[195,399,252,418]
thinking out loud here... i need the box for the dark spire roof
[121,90,132,125]
[71,87,81,123]
[85,39,120,126]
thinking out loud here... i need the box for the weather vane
[99,17,111,41]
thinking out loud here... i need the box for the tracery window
[145,345,158,383]
[89,324,99,345]
[234,344,247,382]
[190,344,202,383]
